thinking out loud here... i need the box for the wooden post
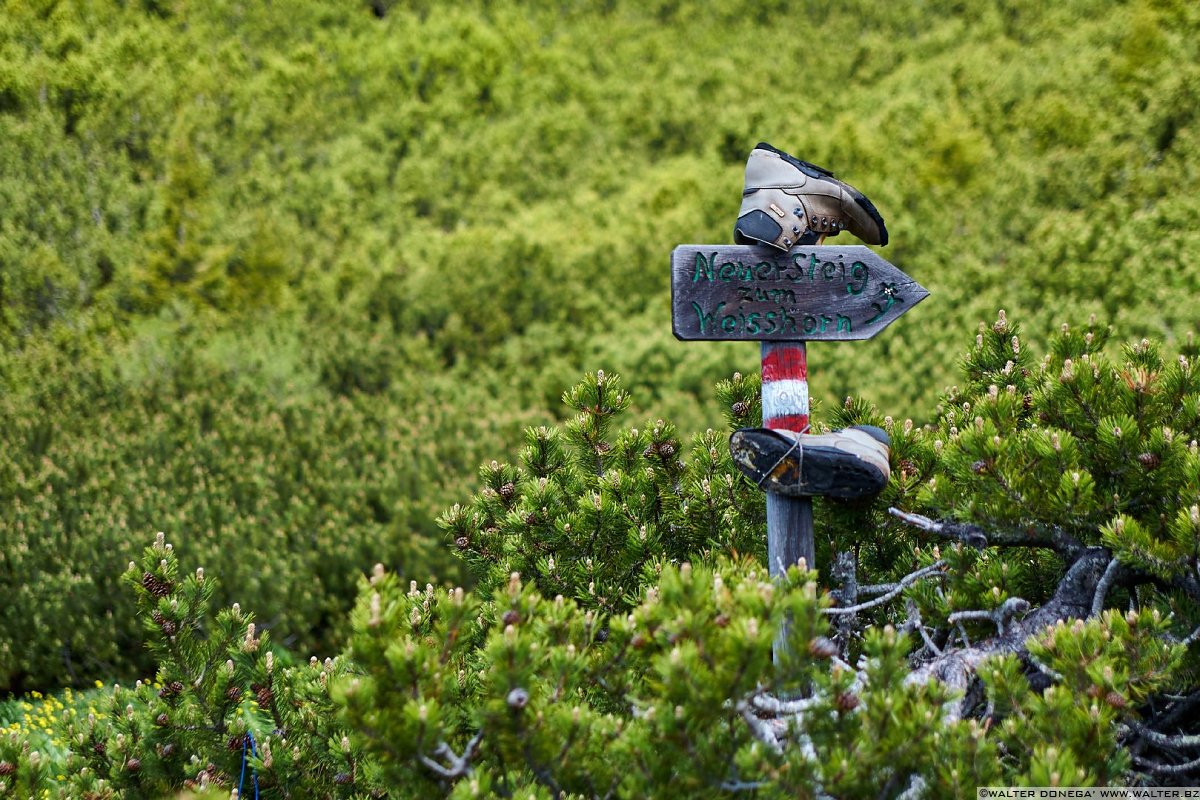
[761,341,814,660]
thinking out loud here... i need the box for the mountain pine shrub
[3,315,1199,798]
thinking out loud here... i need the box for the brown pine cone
[141,572,173,598]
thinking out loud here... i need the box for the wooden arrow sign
[671,244,928,341]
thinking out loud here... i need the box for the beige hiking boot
[729,425,891,499]
[733,142,888,251]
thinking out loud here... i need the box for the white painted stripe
[762,378,809,420]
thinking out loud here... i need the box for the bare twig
[749,692,820,716]
[1091,556,1122,616]
[736,699,783,754]
[719,779,768,792]
[1182,624,1200,648]
[901,599,942,657]
[887,508,988,548]
[1026,653,1063,683]
[1130,724,1200,751]
[418,730,485,780]
[832,550,858,657]
[825,561,947,617]
[948,598,1030,636]
[887,508,1086,557]
[895,773,928,800]
[1132,752,1200,776]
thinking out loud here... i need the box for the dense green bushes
[0,328,545,690]
[4,0,1200,695]
[3,315,1199,796]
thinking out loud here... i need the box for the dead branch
[1090,556,1123,616]
[948,598,1031,636]
[825,561,946,617]
[906,549,1110,718]
[418,730,485,780]
[887,508,1086,558]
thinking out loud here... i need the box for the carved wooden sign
[671,244,929,341]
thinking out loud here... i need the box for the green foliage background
[2,0,1200,690]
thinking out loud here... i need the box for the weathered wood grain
[671,244,929,341]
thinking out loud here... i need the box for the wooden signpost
[671,243,928,656]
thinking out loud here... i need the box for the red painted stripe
[761,347,807,383]
[764,413,810,432]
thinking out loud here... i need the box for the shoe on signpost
[733,142,888,251]
[729,425,891,499]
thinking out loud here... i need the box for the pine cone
[254,684,274,706]
[498,482,516,501]
[92,742,106,755]
[501,609,520,626]
[159,680,184,699]
[226,686,243,703]
[731,401,749,417]
[227,733,250,752]
[125,758,141,773]
[333,772,354,785]
[141,572,173,598]
[0,761,15,776]
[155,713,170,726]
[835,691,860,712]
[1137,452,1161,469]
[658,441,676,458]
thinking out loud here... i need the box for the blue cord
[236,734,260,800]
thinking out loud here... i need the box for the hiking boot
[729,425,891,499]
[733,142,888,251]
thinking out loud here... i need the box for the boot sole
[729,427,889,499]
